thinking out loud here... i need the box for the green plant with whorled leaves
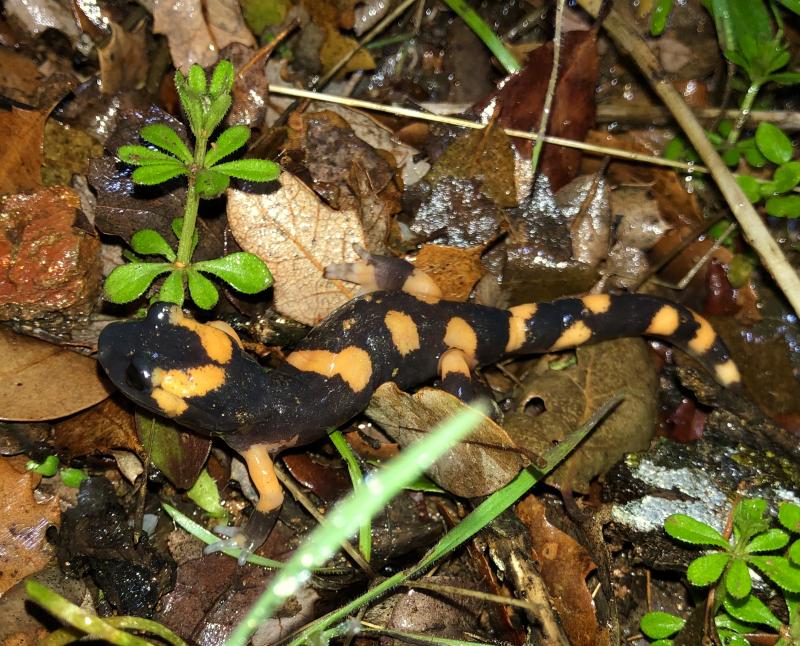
[105,60,278,309]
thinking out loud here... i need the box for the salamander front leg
[205,443,284,565]
[439,348,479,402]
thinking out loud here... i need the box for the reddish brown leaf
[0,107,45,194]
[516,495,610,646]
[477,31,599,191]
[53,398,141,459]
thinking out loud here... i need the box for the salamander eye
[125,357,152,391]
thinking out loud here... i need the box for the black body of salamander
[97,254,740,562]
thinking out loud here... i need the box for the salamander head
[97,302,249,433]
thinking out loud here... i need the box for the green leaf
[187,469,227,519]
[195,168,230,199]
[203,94,232,134]
[746,528,790,553]
[140,124,193,164]
[650,0,673,36]
[212,159,280,182]
[117,145,178,166]
[755,122,793,164]
[736,175,761,202]
[131,162,187,185]
[766,195,800,218]
[205,126,251,167]
[777,0,800,15]
[194,252,273,294]
[722,147,741,167]
[60,467,87,488]
[640,611,685,639]
[664,514,729,547]
[724,558,752,599]
[104,262,172,303]
[187,268,219,309]
[130,229,176,261]
[27,455,59,477]
[209,60,235,97]
[175,74,203,136]
[748,555,800,592]
[733,499,769,543]
[743,145,767,168]
[715,612,756,633]
[771,161,800,194]
[779,502,800,533]
[717,119,733,138]
[687,552,730,586]
[723,592,782,629]
[188,64,207,94]
[790,539,800,565]
[157,269,185,306]
[769,71,800,85]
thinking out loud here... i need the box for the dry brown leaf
[53,398,141,458]
[365,383,527,497]
[303,0,375,75]
[0,456,60,594]
[0,107,45,195]
[0,49,42,106]
[206,0,256,51]
[228,172,381,325]
[516,496,610,646]
[98,22,149,94]
[413,244,483,301]
[153,0,217,71]
[0,329,113,422]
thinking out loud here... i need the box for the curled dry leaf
[413,244,483,302]
[227,172,386,325]
[0,328,113,422]
[0,456,60,595]
[555,174,611,267]
[365,383,527,498]
[53,398,141,459]
[504,338,657,493]
[516,496,610,646]
[0,107,46,195]
[98,22,149,95]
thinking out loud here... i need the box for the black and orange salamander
[97,249,741,562]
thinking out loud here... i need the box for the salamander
[97,249,741,563]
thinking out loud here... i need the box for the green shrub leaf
[194,252,273,294]
[768,71,800,84]
[765,195,800,218]
[140,124,193,164]
[104,262,172,303]
[771,161,800,193]
[196,169,230,199]
[210,60,235,97]
[723,593,782,629]
[724,559,752,599]
[131,162,187,185]
[745,528,790,553]
[175,72,203,135]
[640,611,685,639]
[187,268,219,309]
[203,94,232,134]
[131,229,176,261]
[158,269,184,305]
[188,63,207,94]
[687,552,730,586]
[117,145,178,166]
[789,539,800,565]
[779,502,800,533]
[755,122,793,164]
[748,555,800,592]
[722,147,741,167]
[205,126,251,167]
[664,514,729,547]
[736,175,761,202]
[212,159,280,182]
[733,499,769,543]
[649,0,673,36]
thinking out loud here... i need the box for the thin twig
[577,0,800,318]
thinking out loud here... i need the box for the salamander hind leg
[439,348,480,401]
[205,443,284,565]
[325,245,442,301]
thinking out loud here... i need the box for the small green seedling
[26,455,59,477]
[640,499,800,645]
[105,60,279,309]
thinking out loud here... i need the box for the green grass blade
[330,430,371,562]
[284,395,621,646]
[225,403,489,646]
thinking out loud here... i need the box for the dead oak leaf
[365,383,527,498]
[0,107,46,195]
[0,456,60,595]
[228,172,371,325]
[98,21,149,94]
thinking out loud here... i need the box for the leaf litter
[1,1,799,643]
